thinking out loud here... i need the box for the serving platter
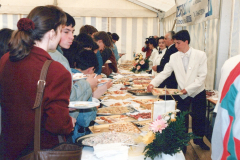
[69,101,100,109]
[152,88,183,96]
[88,122,141,134]
[76,132,135,147]
[100,94,135,101]
[97,105,137,115]
[127,112,151,121]
[127,89,152,96]
[95,115,136,124]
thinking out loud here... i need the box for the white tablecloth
[81,146,185,160]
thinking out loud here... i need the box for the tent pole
[171,19,176,31]
[172,0,177,31]
[53,0,58,6]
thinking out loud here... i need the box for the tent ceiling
[136,0,176,12]
[0,0,159,17]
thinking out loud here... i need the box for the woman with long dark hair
[94,31,118,76]
[0,6,75,159]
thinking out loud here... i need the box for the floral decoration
[130,53,149,73]
[143,110,199,160]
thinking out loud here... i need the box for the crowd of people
[0,5,122,159]
[0,4,237,160]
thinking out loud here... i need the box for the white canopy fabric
[0,0,160,17]
[137,0,175,12]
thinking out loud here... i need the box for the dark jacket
[101,48,112,64]
[157,44,178,89]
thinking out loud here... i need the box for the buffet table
[81,146,185,160]
[79,64,186,160]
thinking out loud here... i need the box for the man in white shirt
[147,30,209,150]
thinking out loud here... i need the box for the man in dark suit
[152,31,178,89]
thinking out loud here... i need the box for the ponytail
[9,18,35,61]
[9,6,66,62]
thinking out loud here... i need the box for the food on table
[152,88,183,95]
[129,112,151,120]
[120,87,131,90]
[140,103,153,110]
[101,94,135,100]
[118,63,133,70]
[97,106,130,114]
[132,99,162,110]
[131,86,147,89]
[119,73,133,75]
[128,76,153,80]
[132,99,159,104]
[82,132,134,146]
[106,90,126,95]
[124,82,131,86]
[113,77,131,84]
[133,80,151,84]
[132,90,150,93]
[74,104,88,107]
[128,89,152,95]
[95,115,133,124]
[109,123,141,133]
[109,102,131,107]
[133,121,151,132]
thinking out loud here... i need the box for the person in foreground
[48,12,99,142]
[0,6,75,159]
[49,12,98,102]
[147,30,210,151]
[211,54,240,160]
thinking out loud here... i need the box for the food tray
[133,120,152,132]
[100,94,135,101]
[76,132,135,147]
[127,89,152,96]
[101,100,132,108]
[97,106,137,115]
[95,115,136,124]
[127,112,151,121]
[89,122,141,134]
[152,88,183,96]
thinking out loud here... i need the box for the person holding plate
[147,30,210,151]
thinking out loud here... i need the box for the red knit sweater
[0,46,73,159]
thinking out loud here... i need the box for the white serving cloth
[81,146,185,160]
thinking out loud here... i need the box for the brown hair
[93,31,113,49]
[9,5,66,62]
[80,25,98,35]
